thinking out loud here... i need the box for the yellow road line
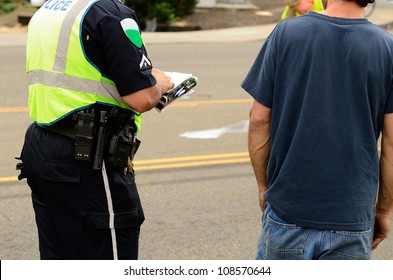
[0,176,18,183]
[0,107,29,113]
[0,99,253,113]
[136,157,250,171]
[0,152,250,184]
[135,152,248,164]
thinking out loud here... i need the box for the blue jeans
[256,204,373,260]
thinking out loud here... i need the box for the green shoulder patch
[120,18,143,48]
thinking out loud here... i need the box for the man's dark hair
[354,0,375,7]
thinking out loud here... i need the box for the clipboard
[155,72,198,112]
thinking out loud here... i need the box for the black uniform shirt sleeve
[81,0,156,97]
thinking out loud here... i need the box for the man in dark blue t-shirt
[242,0,393,259]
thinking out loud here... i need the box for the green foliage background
[124,0,198,26]
[0,0,198,26]
[0,0,29,14]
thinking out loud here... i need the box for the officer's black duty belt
[40,123,77,139]
[38,108,138,171]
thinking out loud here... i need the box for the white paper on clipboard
[155,72,198,112]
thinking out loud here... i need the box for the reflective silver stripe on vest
[53,0,93,72]
[27,69,122,102]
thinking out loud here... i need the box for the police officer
[18,0,174,260]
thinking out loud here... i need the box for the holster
[98,108,139,170]
[106,124,135,168]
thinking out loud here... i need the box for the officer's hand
[152,68,174,95]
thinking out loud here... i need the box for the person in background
[282,0,324,19]
[242,0,393,260]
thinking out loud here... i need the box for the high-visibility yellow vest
[26,0,142,132]
[281,0,324,20]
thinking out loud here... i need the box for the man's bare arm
[373,113,393,250]
[248,100,272,212]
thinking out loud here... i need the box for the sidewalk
[142,5,393,44]
[1,6,392,47]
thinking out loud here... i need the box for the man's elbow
[249,109,271,128]
[248,100,272,127]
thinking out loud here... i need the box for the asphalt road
[1,13,393,260]
[0,40,263,260]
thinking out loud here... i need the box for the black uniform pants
[21,123,145,260]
